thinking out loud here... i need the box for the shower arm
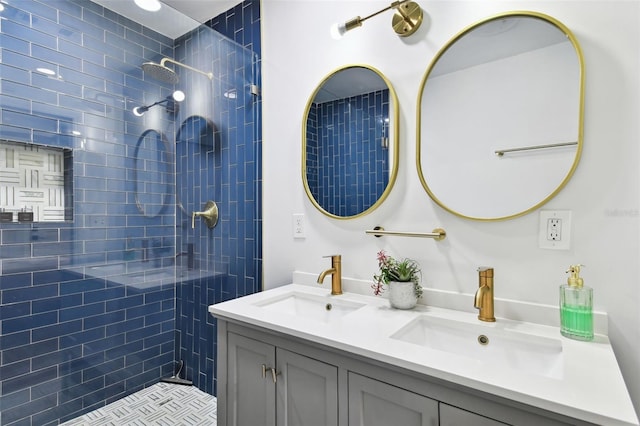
[161,58,213,80]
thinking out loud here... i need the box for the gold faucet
[317,254,342,295]
[474,267,495,322]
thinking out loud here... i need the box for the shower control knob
[192,201,219,229]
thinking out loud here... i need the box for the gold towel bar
[365,226,446,241]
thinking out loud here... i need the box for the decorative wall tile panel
[0,140,67,222]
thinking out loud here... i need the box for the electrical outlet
[539,210,571,250]
[547,218,562,241]
[293,214,306,239]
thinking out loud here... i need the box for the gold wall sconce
[331,0,423,39]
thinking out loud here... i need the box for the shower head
[141,58,213,84]
[142,61,179,84]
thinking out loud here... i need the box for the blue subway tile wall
[308,90,390,216]
[172,0,262,396]
[207,1,261,58]
[0,0,261,423]
[0,1,175,424]
[211,0,262,297]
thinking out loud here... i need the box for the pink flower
[371,281,385,296]
[376,250,389,267]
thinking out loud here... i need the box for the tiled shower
[0,1,261,424]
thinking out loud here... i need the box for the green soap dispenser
[560,264,593,341]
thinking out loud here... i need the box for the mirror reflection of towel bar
[495,141,577,156]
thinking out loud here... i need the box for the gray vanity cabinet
[348,372,438,426]
[276,348,339,426]
[227,332,276,426]
[217,320,584,426]
[347,373,508,426]
[226,332,338,426]
[440,404,509,426]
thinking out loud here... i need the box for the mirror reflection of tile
[308,89,390,216]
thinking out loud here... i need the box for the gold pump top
[566,264,585,288]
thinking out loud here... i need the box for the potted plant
[372,250,422,309]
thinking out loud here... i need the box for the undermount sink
[391,315,564,379]
[255,291,365,323]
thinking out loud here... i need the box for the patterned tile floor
[61,382,217,425]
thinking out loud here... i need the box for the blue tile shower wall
[207,1,261,58]
[170,5,261,394]
[0,1,178,424]
[309,90,390,216]
[0,0,261,423]
[171,0,262,396]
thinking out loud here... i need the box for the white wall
[262,0,640,412]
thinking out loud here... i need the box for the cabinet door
[348,372,438,426]
[440,403,509,426]
[227,333,276,426]
[276,348,339,426]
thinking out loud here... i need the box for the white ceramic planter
[388,281,418,310]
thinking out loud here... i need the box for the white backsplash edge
[293,271,608,336]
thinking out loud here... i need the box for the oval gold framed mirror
[302,64,399,219]
[417,11,584,221]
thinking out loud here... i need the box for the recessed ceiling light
[36,67,56,76]
[134,0,161,12]
[0,4,5,12]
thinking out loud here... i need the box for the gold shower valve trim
[192,201,219,229]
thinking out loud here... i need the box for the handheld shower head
[132,90,185,117]
[141,58,213,84]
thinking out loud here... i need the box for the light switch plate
[539,210,571,250]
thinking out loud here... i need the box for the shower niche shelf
[0,140,73,223]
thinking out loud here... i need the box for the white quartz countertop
[209,282,639,426]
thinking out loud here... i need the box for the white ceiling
[431,16,569,77]
[314,68,389,103]
[92,0,239,39]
